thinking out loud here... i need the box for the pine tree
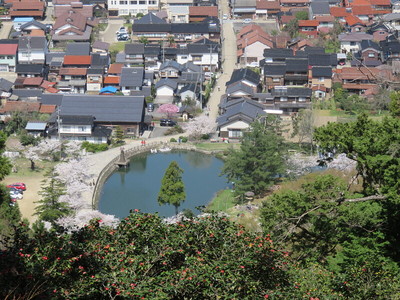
[35,169,70,223]
[158,161,186,215]
[113,126,124,145]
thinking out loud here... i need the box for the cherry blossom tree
[182,115,215,139]
[24,147,41,170]
[157,103,179,118]
[56,209,119,232]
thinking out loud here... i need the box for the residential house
[159,61,184,78]
[217,98,265,139]
[330,7,349,23]
[338,32,373,53]
[226,82,255,98]
[0,101,41,117]
[367,23,390,42]
[353,40,381,66]
[92,41,110,56]
[280,0,310,9]
[107,0,159,16]
[345,15,365,32]
[269,86,312,113]
[66,42,91,56]
[155,78,178,98]
[284,58,309,86]
[179,83,198,102]
[168,6,189,23]
[144,44,161,71]
[15,63,47,78]
[255,0,280,19]
[18,36,48,64]
[124,43,145,67]
[177,43,219,72]
[380,36,400,62]
[24,121,47,137]
[11,89,42,100]
[0,78,14,99]
[310,66,332,90]
[58,67,87,93]
[13,17,34,31]
[51,11,95,43]
[316,15,335,31]
[119,67,145,95]
[310,1,331,18]
[86,67,104,94]
[53,1,93,19]
[0,42,18,72]
[226,68,260,89]
[46,52,66,81]
[230,0,256,18]
[19,20,49,35]
[9,0,45,19]
[298,20,319,38]
[189,6,218,22]
[107,63,123,76]
[335,66,378,94]
[263,63,286,90]
[382,13,400,31]
[53,94,146,136]
[263,48,294,63]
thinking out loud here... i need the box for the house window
[318,77,325,82]
[139,0,145,4]
[149,0,156,4]
[350,42,356,46]
[192,55,202,62]
[272,78,280,82]
[181,56,187,59]
[228,129,242,138]
[280,97,287,101]
[130,0,137,3]
[7,56,13,59]
[78,126,86,132]
[62,126,71,132]
[368,53,375,58]
[299,97,306,102]
[0,56,5,59]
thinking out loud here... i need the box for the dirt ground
[3,174,42,223]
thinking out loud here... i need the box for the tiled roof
[108,63,123,74]
[330,7,349,17]
[29,29,45,37]
[45,87,60,93]
[10,11,43,17]
[0,44,18,55]
[298,20,319,27]
[281,0,309,3]
[345,15,364,26]
[11,2,44,9]
[280,15,296,24]
[189,6,218,17]
[63,55,91,65]
[0,101,41,113]
[39,104,57,114]
[256,0,280,9]
[369,0,390,5]
[315,15,335,22]
[23,77,43,86]
[103,76,120,84]
[59,67,88,75]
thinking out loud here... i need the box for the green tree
[4,112,28,135]
[113,126,124,144]
[0,131,11,181]
[138,36,149,44]
[284,19,299,38]
[295,11,309,20]
[389,91,400,117]
[221,118,286,197]
[158,161,186,215]
[291,109,315,150]
[35,169,70,223]
[337,94,370,114]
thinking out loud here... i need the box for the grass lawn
[206,189,236,212]
[195,142,239,152]
[109,42,128,53]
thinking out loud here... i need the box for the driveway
[0,22,12,39]
[101,19,125,44]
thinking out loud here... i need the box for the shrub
[179,136,188,143]
[201,134,210,140]
[170,138,177,142]
[19,132,39,146]
[164,125,184,136]
[81,142,109,153]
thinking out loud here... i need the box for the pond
[98,151,230,218]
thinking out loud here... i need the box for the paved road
[101,19,125,44]
[0,22,12,39]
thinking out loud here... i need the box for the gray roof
[310,2,330,15]
[120,67,144,87]
[177,72,203,84]
[18,36,47,50]
[0,78,13,92]
[179,83,197,94]
[271,87,312,97]
[360,39,380,51]
[134,13,167,24]
[60,115,94,125]
[125,43,145,55]
[183,61,202,73]
[87,67,104,75]
[46,52,66,65]
[264,64,286,76]
[217,99,265,127]
[338,32,373,42]
[13,89,42,98]
[155,78,178,89]
[226,82,254,96]
[91,53,109,67]
[25,121,47,131]
[59,95,145,123]
[160,60,184,72]
[226,68,260,86]
[16,64,44,74]
[312,66,332,77]
[66,43,91,56]
[40,93,64,106]
[130,86,151,97]
[20,20,48,31]
[92,41,110,51]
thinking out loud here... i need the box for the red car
[6,183,26,191]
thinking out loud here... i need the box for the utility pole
[57,107,62,160]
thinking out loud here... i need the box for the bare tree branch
[341,195,386,203]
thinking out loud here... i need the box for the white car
[10,191,23,200]
[116,27,127,35]
[244,18,252,23]
[223,14,228,20]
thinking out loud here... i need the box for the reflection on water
[99,151,229,218]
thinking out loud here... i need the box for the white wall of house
[243,41,271,65]
[229,90,251,97]
[340,41,361,53]
[87,82,102,92]
[18,50,46,64]
[60,124,92,135]
[177,53,219,70]
[0,55,16,71]
[50,134,107,144]
[180,90,196,101]
[157,85,174,96]
[108,0,159,15]
[220,120,250,138]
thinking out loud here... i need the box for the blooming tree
[182,115,215,139]
[56,209,119,232]
[157,103,179,118]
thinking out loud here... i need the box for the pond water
[98,151,230,218]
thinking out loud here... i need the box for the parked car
[116,27,127,35]
[147,103,154,112]
[244,18,252,23]
[117,34,130,41]
[160,119,177,127]
[7,183,26,191]
[10,191,23,200]
[223,14,228,20]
